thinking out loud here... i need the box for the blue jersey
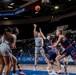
[45,39,52,51]
[45,39,57,61]
[61,39,70,48]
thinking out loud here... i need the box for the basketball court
[10,64,76,75]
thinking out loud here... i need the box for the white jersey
[0,36,10,56]
[35,37,43,46]
[1,36,10,45]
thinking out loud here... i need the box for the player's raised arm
[39,28,46,39]
[33,24,37,37]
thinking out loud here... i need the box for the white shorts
[0,44,10,56]
[35,47,45,54]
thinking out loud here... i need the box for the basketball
[35,5,41,12]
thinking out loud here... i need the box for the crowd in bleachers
[13,38,35,56]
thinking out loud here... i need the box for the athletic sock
[18,65,22,72]
[64,62,67,72]
[17,62,22,72]
[13,69,16,73]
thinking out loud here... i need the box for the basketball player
[33,24,54,72]
[39,28,61,74]
[59,44,68,70]
[1,27,25,75]
[0,27,14,75]
[10,27,25,75]
[49,28,76,73]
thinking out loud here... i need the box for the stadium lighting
[8,6,13,8]
[51,16,54,18]
[4,17,8,19]
[54,6,59,10]
[10,3,14,5]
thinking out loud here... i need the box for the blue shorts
[47,51,57,61]
[59,49,63,53]
[65,46,76,60]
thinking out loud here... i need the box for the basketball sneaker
[33,66,37,71]
[57,70,62,74]
[46,65,50,72]
[19,71,26,75]
[49,70,57,75]
[61,65,65,69]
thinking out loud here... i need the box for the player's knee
[56,57,59,61]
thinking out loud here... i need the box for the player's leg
[41,53,55,72]
[3,56,10,75]
[40,49,52,69]
[17,62,26,75]
[56,54,65,74]
[0,46,11,75]
[10,53,26,75]
[0,56,5,75]
[41,48,56,74]
[34,47,39,70]
[10,53,18,75]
